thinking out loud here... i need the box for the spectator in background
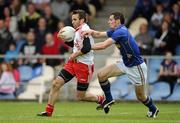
[34,17,50,53]
[163,12,178,35]
[152,20,174,55]
[4,42,19,62]
[0,0,6,18]
[20,31,38,67]
[10,61,21,97]
[171,3,180,55]
[153,51,178,99]
[126,0,154,27]
[51,0,70,21]
[41,33,60,67]
[53,20,70,55]
[9,0,26,39]
[89,0,103,12]
[29,0,50,14]
[155,0,178,12]
[11,61,20,88]
[10,0,26,19]
[43,5,59,33]
[172,3,179,21]
[70,0,91,14]
[70,0,91,21]
[135,23,153,55]
[0,19,14,56]
[3,7,12,30]
[0,62,16,100]
[3,6,20,40]
[150,3,164,30]
[18,2,41,33]
[171,3,179,43]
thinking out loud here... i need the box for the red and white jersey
[73,23,94,65]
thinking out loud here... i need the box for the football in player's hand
[58,26,75,42]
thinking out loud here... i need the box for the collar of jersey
[115,24,124,30]
[75,23,85,32]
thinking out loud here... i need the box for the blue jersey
[107,24,144,67]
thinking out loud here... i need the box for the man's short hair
[72,10,87,22]
[110,12,125,24]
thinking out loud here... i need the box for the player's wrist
[91,29,95,35]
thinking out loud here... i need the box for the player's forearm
[69,51,83,60]
[92,38,113,50]
[75,51,84,57]
[91,30,106,38]
[91,42,106,50]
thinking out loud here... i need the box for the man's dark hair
[110,12,125,24]
[72,9,87,22]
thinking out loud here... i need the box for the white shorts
[116,60,147,85]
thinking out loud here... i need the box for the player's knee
[136,94,146,102]
[97,72,106,81]
[52,77,64,90]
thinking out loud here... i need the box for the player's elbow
[81,45,91,54]
[81,37,91,54]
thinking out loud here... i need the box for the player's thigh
[74,62,91,99]
[98,63,124,79]
[74,62,93,83]
[58,68,74,83]
[127,62,147,85]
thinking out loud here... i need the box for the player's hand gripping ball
[58,26,75,42]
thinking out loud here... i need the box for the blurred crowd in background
[128,0,179,56]
[0,0,106,99]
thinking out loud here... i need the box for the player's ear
[116,19,121,25]
[80,19,85,24]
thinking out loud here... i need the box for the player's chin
[109,25,114,29]
[73,25,77,29]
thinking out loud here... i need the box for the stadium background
[0,0,179,122]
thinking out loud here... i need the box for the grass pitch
[0,101,180,123]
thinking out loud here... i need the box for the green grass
[0,101,180,123]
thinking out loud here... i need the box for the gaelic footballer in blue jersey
[82,12,159,118]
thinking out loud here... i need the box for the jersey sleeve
[161,60,165,65]
[173,60,177,65]
[106,29,114,37]
[81,24,90,32]
[111,30,123,43]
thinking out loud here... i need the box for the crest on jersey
[127,54,132,59]
[115,43,121,48]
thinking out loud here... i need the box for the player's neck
[75,23,85,31]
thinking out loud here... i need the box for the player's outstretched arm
[92,38,114,50]
[82,29,107,38]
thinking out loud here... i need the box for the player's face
[72,14,82,29]
[108,15,118,29]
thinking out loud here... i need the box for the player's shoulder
[81,23,90,31]
[172,60,177,65]
[113,26,128,36]
[113,28,123,35]
[116,26,127,33]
